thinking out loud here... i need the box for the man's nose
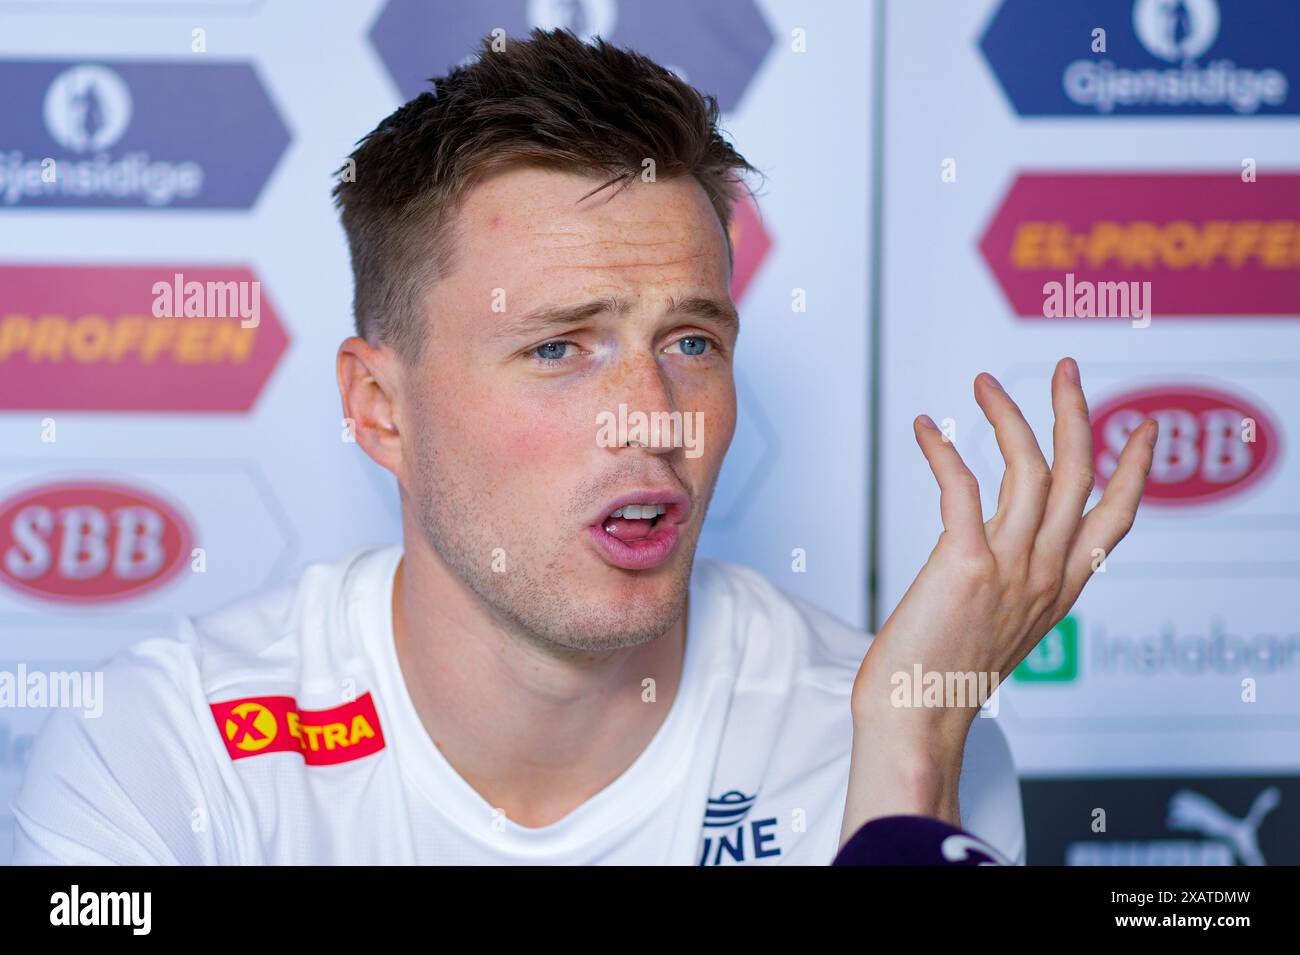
[608,352,677,456]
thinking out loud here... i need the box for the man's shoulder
[12,546,402,863]
[62,545,397,721]
[184,544,398,692]
[691,559,871,689]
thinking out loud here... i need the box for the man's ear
[337,336,406,479]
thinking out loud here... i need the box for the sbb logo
[0,481,192,603]
[1091,385,1280,506]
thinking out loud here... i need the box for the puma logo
[1166,787,1280,866]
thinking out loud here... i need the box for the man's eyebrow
[667,296,740,332]
[489,297,629,342]
[488,294,739,343]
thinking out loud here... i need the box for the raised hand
[840,357,1156,846]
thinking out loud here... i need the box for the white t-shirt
[10,546,1025,865]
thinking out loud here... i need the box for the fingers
[913,415,985,543]
[1059,418,1157,605]
[1033,358,1096,564]
[975,373,1050,558]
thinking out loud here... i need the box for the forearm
[837,711,969,851]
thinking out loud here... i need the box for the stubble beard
[408,432,700,654]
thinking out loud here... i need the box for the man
[11,30,1154,865]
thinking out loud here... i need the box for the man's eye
[534,340,572,362]
[675,337,710,357]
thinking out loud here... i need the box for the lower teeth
[603,515,660,535]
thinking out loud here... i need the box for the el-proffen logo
[980,0,1298,116]
[979,173,1300,318]
[211,693,387,765]
[0,60,289,208]
[0,265,289,412]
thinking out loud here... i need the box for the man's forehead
[434,167,732,331]
[457,167,726,262]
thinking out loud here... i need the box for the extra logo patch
[210,693,386,765]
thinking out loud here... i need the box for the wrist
[838,709,970,848]
[851,697,973,763]
[852,734,962,813]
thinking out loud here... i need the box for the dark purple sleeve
[832,814,1011,866]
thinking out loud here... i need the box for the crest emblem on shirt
[698,789,783,866]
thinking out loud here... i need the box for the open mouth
[586,492,689,571]
[602,503,669,540]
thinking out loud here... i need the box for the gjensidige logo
[980,0,1298,116]
[1132,0,1219,62]
[0,59,290,208]
[1073,0,1287,114]
[43,65,133,153]
[19,62,198,206]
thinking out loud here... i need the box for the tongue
[603,517,656,541]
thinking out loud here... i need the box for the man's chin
[571,605,685,651]
[536,556,693,651]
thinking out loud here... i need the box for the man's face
[399,166,737,651]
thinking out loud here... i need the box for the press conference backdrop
[878,0,1299,865]
[0,0,1293,868]
[0,0,873,864]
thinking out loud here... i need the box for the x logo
[224,702,278,752]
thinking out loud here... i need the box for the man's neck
[390,541,687,829]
